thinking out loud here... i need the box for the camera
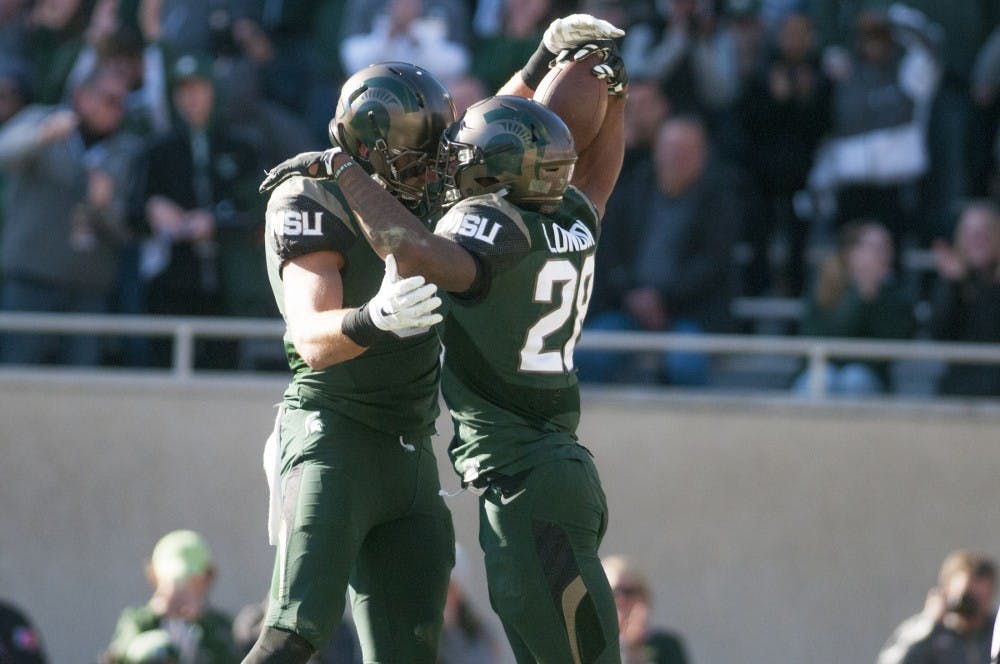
[947,592,979,618]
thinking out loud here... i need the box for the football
[533,52,608,153]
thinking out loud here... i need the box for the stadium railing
[1,311,999,399]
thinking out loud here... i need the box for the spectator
[929,199,1000,397]
[102,529,237,664]
[620,0,753,120]
[601,555,689,664]
[0,63,141,366]
[439,544,501,664]
[737,10,830,297]
[807,5,941,246]
[877,549,997,664]
[145,0,315,162]
[0,599,47,663]
[129,52,267,368]
[903,0,997,242]
[339,0,471,82]
[578,114,742,385]
[793,220,915,395]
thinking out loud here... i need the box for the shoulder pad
[266,177,357,267]
[435,194,531,277]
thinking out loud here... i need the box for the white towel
[263,406,283,546]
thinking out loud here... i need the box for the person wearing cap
[129,51,267,368]
[102,530,238,664]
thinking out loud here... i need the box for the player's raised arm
[496,14,625,98]
[521,26,627,220]
[568,55,627,221]
[330,151,480,293]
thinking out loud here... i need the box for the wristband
[341,302,390,347]
[521,42,556,90]
[332,158,356,183]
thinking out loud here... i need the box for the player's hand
[556,40,630,96]
[368,254,443,336]
[590,44,628,96]
[542,14,624,53]
[259,146,343,194]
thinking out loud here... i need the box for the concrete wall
[1,373,999,663]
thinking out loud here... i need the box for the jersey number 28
[519,255,596,374]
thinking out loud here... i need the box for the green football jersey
[264,176,440,438]
[435,186,601,483]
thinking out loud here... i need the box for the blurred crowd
[0,0,998,395]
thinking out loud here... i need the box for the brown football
[533,53,608,153]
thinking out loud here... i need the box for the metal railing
[1,311,999,398]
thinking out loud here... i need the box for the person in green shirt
[794,219,915,394]
[103,530,237,664]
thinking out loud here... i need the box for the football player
[245,62,455,664]
[258,16,628,662]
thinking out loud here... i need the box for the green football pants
[265,405,455,662]
[478,455,620,663]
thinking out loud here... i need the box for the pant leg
[479,456,620,664]
[263,407,377,649]
[350,435,455,664]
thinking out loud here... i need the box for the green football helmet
[436,95,577,210]
[331,62,456,208]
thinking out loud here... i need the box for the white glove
[369,254,442,337]
[543,14,625,53]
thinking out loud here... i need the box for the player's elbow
[290,335,335,371]
[299,347,334,371]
